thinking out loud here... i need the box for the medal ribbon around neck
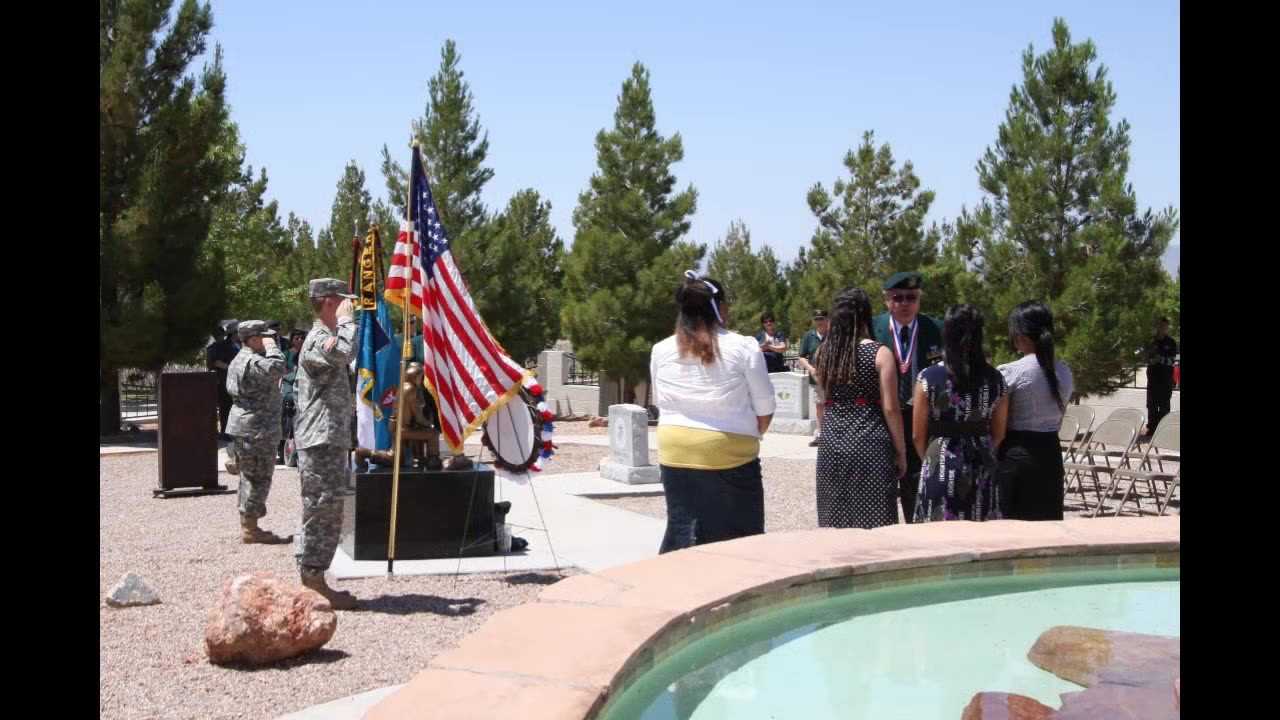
[889,317,918,374]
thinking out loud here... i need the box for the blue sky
[204,0,1180,275]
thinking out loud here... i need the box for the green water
[604,567,1179,720]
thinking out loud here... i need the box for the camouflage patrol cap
[308,278,357,299]
[882,271,924,291]
[237,320,277,338]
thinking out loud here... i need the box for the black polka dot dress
[816,342,898,529]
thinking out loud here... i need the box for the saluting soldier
[225,320,292,544]
[294,278,359,610]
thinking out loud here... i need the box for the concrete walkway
[329,470,667,580]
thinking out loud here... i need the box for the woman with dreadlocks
[813,287,907,528]
[912,304,1009,522]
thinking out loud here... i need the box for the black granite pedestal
[340,463,497,560]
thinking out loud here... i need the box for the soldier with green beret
[872,271,944,523]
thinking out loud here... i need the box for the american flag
[385,147,530,452]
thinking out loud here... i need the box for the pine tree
[380,40,493,279]
[280,212,318,328]
[955,18,1179,396]
[782,247,812,334]
[794,130,938,331]
[100,0,239,434]
[314,161,375,283]
[561,63,700,401]
[706,220,785,336]
[481,189,565,364]
[202,119,306,328]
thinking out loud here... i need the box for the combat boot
[240,516,293,545]
[300,573,358,610]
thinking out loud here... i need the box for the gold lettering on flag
[358,226,380,311]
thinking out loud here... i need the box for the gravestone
[768,371,817,436]
[599,403,659,484]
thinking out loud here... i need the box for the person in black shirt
[207,321,240,440]
[1146,318,1178,435]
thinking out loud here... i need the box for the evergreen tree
[482,189,565,363]
[782,247,812,334]
[955,18,1179,396]
[203,120,305,328]
[706,220,785,336]
[380,40,493,280]
[561,63,699,401]
[280,212,318,328]
[378,40,573,343]
[314,161,374,283]
[794,130,938,333]
[100,0,239,433]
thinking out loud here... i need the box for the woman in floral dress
[912,304,1009,522]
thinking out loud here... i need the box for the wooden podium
[154,371,231,498]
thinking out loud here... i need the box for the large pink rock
[204,573,337,665]
[1056,685,1179,719]
[961,692,1056,719]
[1027,626,1179,689]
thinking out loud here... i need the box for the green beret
[883,271,923,291]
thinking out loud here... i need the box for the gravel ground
[100,453,578,720]
[551,418,611,436]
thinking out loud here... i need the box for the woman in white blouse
[649,271,777,553]
[996,301,1074,520]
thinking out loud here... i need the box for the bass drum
[481,391,541,473]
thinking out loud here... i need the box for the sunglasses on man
[888,293,920,304]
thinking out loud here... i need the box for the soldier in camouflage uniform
[293,278,359,610]
[225,320,292,545]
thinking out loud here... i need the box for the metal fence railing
[565,354,599,386]
[117,364,207,420]
[119,369,158,420]
[1117,358,1181,391]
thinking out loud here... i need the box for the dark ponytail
[674,273,727,364]
[1008,300,1064,411]
[942,304,995,394]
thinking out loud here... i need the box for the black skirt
[996,429,1065,520]
[658,459,764,553]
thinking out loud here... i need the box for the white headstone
[609,403,649,466]
[770,372,809,419]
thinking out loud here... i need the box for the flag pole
[350,220,361,294]
[386,140,417,575]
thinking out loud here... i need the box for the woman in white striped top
[995,301,1074,520]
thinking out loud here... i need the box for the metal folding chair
[1062,419,1138,517]
[1110,420,1180,517]
[1064,405,1096,439]
[1058,414,1082,463]
[1107,407,1145,435]
[1127,410,1180,471]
